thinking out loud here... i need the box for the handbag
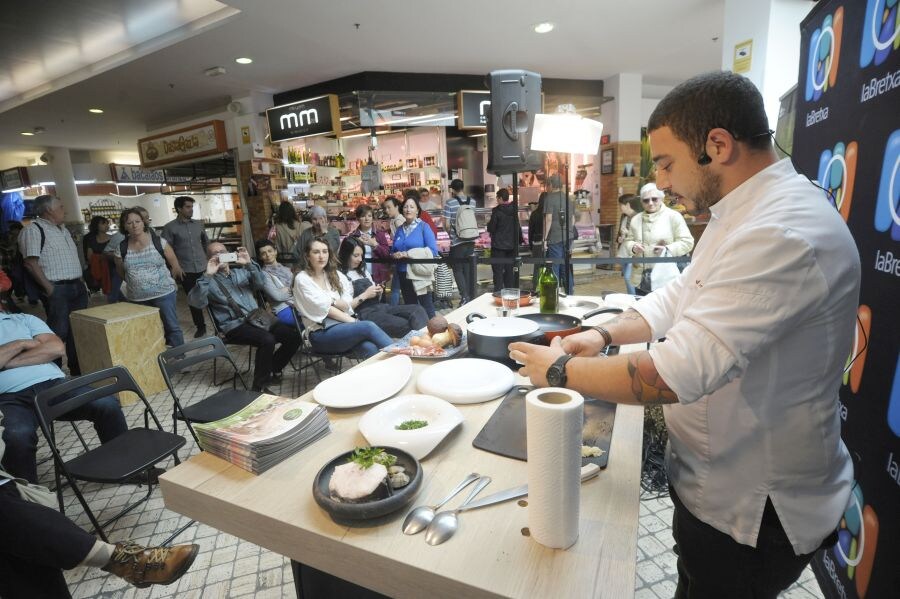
[212,276,278,331]
[650,249,681,290]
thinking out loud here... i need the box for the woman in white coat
[623,183,694,292]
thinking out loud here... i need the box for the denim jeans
[389,271,401,306]
[179,272,206,330]
[398,272,436,318]
[309,320,393,359]
[490,248,516,292]
[0,379,128,484]
[449,242,475,300]
[546,242,575,294]
[45,280,89,375]
[135,290,184,347]
[622,262,635,295]
[107,266,122,303]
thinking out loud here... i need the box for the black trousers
[0,482,95,599]
[448,242,475,301]
[225,322,301,388]
[179,271,206,330]
[490,248,516,292]
[670,485,818,599]
[44,280,88,375]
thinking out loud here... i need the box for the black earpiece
[697,152,712,165]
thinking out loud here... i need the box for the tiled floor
[18,268,822,597]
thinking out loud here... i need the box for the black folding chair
[158,337,259,446]
[290,307,358,395]
[33,367,186,543]
[206,306,253,385]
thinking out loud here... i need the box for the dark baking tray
[472,384,617,469]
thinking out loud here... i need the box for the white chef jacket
[632,159,858,555]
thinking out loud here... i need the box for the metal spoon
[402,472,480,535]
[424,476,492,546]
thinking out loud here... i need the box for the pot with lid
[465,313,543,362]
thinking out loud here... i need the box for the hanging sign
[137,120,228,168]
[266,94,340,142]
[458,90,491,130]
[0,166,30,191]
[109,163,191,184]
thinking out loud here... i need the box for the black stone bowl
[312,448,423,525]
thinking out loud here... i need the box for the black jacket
[487,202,524,251]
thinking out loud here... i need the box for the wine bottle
[539,261,558,313]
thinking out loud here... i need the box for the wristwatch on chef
[546,354,574,387]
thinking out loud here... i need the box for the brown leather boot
[102,541,199,588]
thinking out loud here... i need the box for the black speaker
[486,69,543,175]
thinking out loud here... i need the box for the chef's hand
[508,336,566,387]
[560,329,607,357]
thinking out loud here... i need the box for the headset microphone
[697,152,712,165]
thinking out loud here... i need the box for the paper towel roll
[525,387,584,549]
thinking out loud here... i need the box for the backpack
[454,198,479,241]
[120,233,165,260]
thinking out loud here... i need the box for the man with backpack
[18,195,87,375]
[443,179,478,306]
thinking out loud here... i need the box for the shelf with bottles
[284,147,346,169]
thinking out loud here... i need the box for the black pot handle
[583,307,623,320]
[466,312,486,323]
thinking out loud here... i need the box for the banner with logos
[792,1,899,597]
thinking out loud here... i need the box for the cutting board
[472,384,617,469]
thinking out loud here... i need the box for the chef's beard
[685,168,723,214]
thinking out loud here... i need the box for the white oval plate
[416,358,515,404]
[312,354,413,408]
[358,394,464,459]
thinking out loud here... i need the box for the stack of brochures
[193,394,330,474]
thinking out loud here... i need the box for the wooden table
[161,293,644,598]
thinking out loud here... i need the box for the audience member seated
[0,425,199,597]
[188,243,301,391]
[254,239,298,327]
[0,307,128,484]
[337,237,428,338]
[293,236,393,359]
[290,206,340,271]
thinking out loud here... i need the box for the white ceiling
[0,0,725,167]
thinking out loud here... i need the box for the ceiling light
[20,131,34,136]
[235,57,253,64]
[89,108,104,114]
[533,22,554,34]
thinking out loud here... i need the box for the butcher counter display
[160,293,644,598]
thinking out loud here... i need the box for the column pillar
[45,147,82,224]
[599,73,644,225]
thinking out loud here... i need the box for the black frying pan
[516,307,623,342]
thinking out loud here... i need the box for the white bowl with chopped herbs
[358,394,465,460]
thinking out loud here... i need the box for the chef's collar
[708,158,793,221]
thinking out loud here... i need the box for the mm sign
[267,94,341,142]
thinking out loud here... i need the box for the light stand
[530,105,603,294]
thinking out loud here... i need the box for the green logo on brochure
[283,409,303,420]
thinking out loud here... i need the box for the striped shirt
[18,218,82,281]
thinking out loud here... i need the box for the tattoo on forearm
[627,353,678,405]
[606,309,644,327]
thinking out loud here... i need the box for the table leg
[291,561,390,599]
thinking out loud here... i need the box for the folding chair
[206,306,253,385]
[33,367,186,543]
[158,337,260,446]
[290,307,358,395]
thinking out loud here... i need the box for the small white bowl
[358,395,464,460]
